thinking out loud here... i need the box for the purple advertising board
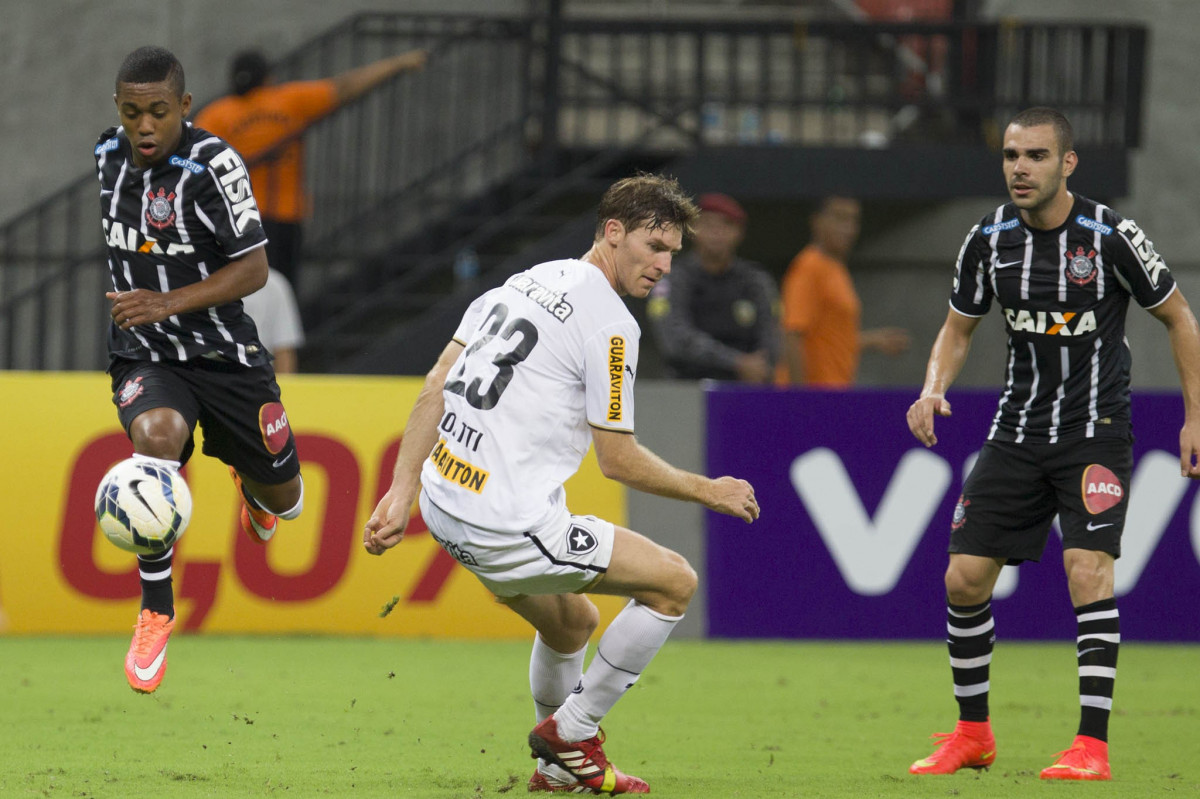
[706,387,1200,641]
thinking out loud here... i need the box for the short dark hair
[231,50,270,95]
[595,173,699,239]
[1009,106,1074,156]
[116,46,186,97]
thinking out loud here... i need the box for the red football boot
[910,719,996,775]
[1040,735,1111,781]
[528,716,649,794]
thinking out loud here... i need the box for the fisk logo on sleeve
[208,148,261,235]
[607,336,625,422]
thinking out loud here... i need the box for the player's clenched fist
[706,476,759,523]
[363,488,415,555]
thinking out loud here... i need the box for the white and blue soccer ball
[94,458,192,555]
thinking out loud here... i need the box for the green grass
[0,637,1196,797]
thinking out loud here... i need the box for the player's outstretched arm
[364,341,464,555]
[907,308,980,447]
[592,427,759,522]
[106,246,269,330]
[1148,290,1200,478]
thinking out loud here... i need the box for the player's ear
[180,92,192,119]
[1062,149,1078,178]
[603,218,626,245]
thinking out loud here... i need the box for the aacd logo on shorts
[1082,464,1123,514]
[259,402,290,455]
[566,525,598,556]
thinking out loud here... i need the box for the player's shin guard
[553,600,681,741]
[947,597,994,721]
[1074,597,1119,741]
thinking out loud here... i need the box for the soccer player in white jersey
[365,174,759,794]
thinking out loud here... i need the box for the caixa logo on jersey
[209,148,261,235]
[1003,307,1097,336]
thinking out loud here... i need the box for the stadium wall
[3,373,1198,641]
[0,371,629,638]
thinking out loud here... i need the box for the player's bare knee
[944,568,990,606]
[1064,556,1113,603]
[132,430,186,462]
[654,553,697,616]
[567,601,601,642]
[540,601,598,652]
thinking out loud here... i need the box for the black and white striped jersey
[94,122,269,366]
[950,194,1175,444]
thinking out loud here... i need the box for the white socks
[552,600,683,741]
[530,632,587,724]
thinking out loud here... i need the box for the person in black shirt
[646,193,778,382]
[98,46,304,693]
[906,107,1200,781]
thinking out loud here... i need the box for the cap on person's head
[697,193,747,223]
[231,50,270,95]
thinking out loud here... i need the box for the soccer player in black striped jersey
[906,107,1200,780]
[98,47,304,693]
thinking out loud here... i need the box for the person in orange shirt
[194,48,426,290]
[777,196,909,386]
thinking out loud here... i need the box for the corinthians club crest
[1065,246,1098,286]
[145,186,177,230]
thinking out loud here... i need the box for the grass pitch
[0,637,1196,797]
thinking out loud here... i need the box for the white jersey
[421,258,639,532]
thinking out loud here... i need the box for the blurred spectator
[777,196,909,387]
[242,268,305,373]
[194,48,427,290]
[647,193,778,383]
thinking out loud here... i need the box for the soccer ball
[95,458,192,555]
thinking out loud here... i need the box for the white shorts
[418,488,615,598]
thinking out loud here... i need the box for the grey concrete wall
[622,381,708,638]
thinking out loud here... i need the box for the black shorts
[949,437,1131,563]
[108,357,300,485]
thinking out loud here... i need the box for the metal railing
[0,11,1147,371]
[549,18,1146,150]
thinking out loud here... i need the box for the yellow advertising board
[0,372,626,636]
